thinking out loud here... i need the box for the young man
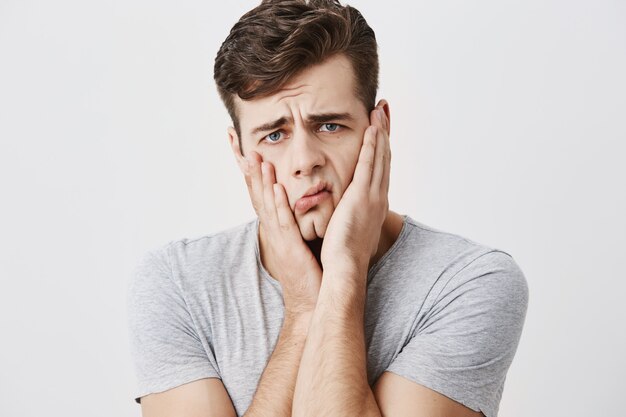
[127,1,529,417]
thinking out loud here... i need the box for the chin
[296,207,332,241]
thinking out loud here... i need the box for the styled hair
[213,0,379,143]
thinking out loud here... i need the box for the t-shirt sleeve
[385,250,529,417]
[126,246,221,404]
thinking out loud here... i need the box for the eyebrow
[250,112,355,135]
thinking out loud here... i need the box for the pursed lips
[294,181,332,213]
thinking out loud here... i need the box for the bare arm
[292,268,381,417]
[140,300,361,417]
[243,311,311,417]
[140,301,314,417]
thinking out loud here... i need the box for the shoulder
[401,216,496,259]
[168,218,257,256]
[389,216,528,311]
[156,218,257,264]
[130,218,259,289]
[376,216,529,417]
[393,216,510,272]
[405,216,529,325]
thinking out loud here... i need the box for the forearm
[243,312,311,417]
[292,268,382,417]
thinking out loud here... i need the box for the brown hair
[213,0,379,145]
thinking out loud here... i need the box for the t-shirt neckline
[252,214,411,288]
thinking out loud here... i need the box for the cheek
[343,128,367,169]
[345,138,363,175]
[268,159,285,181]
[334,148,361,196]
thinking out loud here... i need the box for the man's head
[213,0,389,241]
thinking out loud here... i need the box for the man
[127,1,529,416]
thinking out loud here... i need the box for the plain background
[1,0,624,416]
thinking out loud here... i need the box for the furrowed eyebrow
[250,112,355,135]
[306,112,354,124]
[251,117,292,135]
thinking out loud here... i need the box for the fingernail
[376,108,383,122]
[261,162,268,173]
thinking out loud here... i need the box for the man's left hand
[320,104,391,280]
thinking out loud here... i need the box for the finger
[382,134,391,195]
[371,109,387,189]
[370,104,384,129]
[273,182,297,231]
[372,104,390,138]
[352,125,377,187]
[248,151,265,213]
[261,161,279,225]
[243,164,253,190]
[378,107,391,194]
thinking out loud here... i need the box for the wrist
[283,310,314,335]
[318,267,368,313]
[322,258,368,283]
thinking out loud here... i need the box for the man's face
[229,54,373,241]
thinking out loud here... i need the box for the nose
[288,128,326,178]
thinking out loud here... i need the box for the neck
[370,210,405,268]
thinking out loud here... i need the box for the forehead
[236,54,365,135]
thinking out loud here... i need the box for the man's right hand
[243,151,322,316]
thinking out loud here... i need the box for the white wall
[1,0,624,416]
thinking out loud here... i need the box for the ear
[375,98,391,136]
[227,126,247,175]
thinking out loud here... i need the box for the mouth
[295,181,332,213]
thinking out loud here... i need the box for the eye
[319,123,341,133]
[263,130,284,144]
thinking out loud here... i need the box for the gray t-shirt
[126,215,528,417]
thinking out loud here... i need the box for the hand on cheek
[320,105,391,279]
[243,151,322,315]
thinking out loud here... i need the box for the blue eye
[265,131,283,143]
[319,123,340,132]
